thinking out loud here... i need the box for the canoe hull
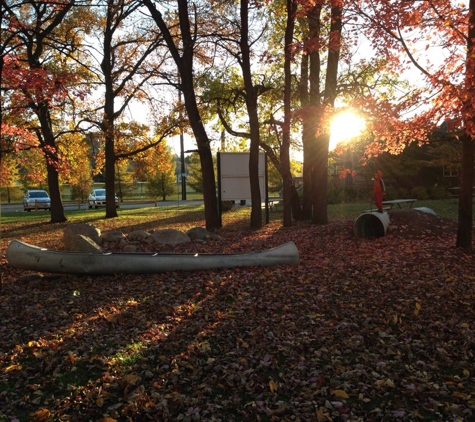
[6,239,299,275]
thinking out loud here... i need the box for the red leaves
[2,62,74,109]
[337,168,357,179]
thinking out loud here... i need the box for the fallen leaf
[269,379,278,392]
[29,409,50,421]
[5,364,22,372]
[332,389,349,399]
[123,374,140,384]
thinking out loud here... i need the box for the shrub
[428,186,450,200]
[410,186,429,200]
[327,186,368,204]
[0,186,23,202]
[386,186,411,199]
[70,184,92,202]
[384,186,398,200]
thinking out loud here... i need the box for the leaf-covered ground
[1,209,475,421]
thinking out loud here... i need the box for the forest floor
[1,209,474,422]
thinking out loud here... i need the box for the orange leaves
[332,389,349,399]
[405,9,422,26]
[357,0,472,154]
[96,395,105,407]
[374,378,395,389]
[4,363,22,373]
[337,168,357,179]
[104,313,120,324]
[29,409,50,421]
[100,306,134,325]
[452,391,470,400]
[123,373,140,385]
[316,408,333,421]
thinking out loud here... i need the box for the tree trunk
[196,137,219,230]
[312,1,342,224]
[240,0,262,229]
[311,133,330,224]
[456,134,474,249]
[301,119,314,220]
[290,184,302,219]
[37,105,67,223]
[248,139,262,229]
[302,116,319,220]
[104,132,117,218]
[102,1,118,219]
[45,160,66,223]
[260,143,302,220]
[300,4,322,220]
[280,0,298,227]
[181,74,220,230]
[143,0,220,229]
[457,0,475,250]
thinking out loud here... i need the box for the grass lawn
[327,198,459,221]
[0,198,461,226]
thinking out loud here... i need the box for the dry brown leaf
[29,409,50,421]
[332,389,349,398]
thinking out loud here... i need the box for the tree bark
[281,0,298,226]
[456,134,474,249]
[37,105,67,223]
[143,0,220,229]
[240,0,262,229]
[101,1,118,219]
[311,1,342,224]
[300,4,322,221]
[456,0,475,250]
[311,133,330,224]
[302,116,318,219]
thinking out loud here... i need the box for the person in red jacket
[373,170,386,213]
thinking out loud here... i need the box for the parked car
[23,190,51,211]
[88,189,119,209]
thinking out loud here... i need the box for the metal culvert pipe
[354,212,390,238]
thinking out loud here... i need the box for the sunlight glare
[329,111,366,151]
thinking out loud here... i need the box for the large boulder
[63,223,102,250]
[123,244,138,253]
[221,200,234,211]
[66,234,103,253]
[102,230,125,243]
[127,230,153,242]
[152,229,191,245]
[186,227,210,240]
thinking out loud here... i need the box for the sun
[329,111,366,151]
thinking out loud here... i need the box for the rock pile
[62,223,220,253]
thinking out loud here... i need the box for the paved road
[1,200,204,214]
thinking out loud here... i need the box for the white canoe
[6,239,299,275]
